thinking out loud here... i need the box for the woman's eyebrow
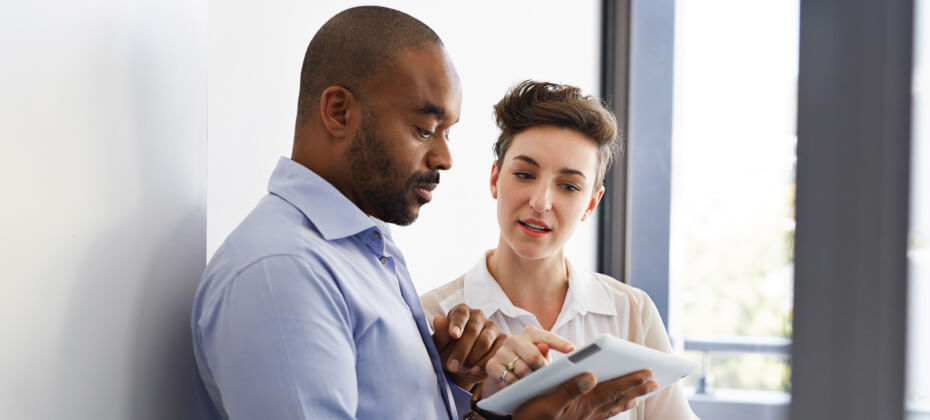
[559,168,586,179]
[512,155,539,167]
[512,155,587,179]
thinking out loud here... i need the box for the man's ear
[490,161,500,199]
[581,186,605,221]
[318,86,358,140]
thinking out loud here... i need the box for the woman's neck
[486,238,569,331]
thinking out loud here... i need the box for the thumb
[555,372,597,402]
[516,372,596,418]
[432,315,451,351]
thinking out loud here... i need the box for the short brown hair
[493,80,621,190]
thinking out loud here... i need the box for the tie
[392,260,459,420]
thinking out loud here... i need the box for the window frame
[601,0,916,418]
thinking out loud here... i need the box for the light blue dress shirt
[192,157,469,419]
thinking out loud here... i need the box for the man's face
[346,46,462,225]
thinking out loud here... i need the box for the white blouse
[420,254,699,420]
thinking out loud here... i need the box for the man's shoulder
[198,194,334,295]
[193,194,344,320]
[222,194,328,265]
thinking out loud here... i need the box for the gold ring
[507,356,519,372]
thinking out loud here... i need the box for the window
[611,0,798,417]
[909,1,930,418]
[669,0,797,401]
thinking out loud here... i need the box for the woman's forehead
[506,126,599,172]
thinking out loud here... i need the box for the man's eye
[417,127,434,138]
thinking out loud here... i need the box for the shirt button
[379,256,388,266]
[373,231,381,241]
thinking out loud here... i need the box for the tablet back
[478,333,698,414]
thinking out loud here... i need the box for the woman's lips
[518,220,552,237]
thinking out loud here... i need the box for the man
[192,6,650,419]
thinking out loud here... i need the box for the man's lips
[414,183,438,203]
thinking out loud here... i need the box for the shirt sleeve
[451,383,473,420]
[196,255,358,419]
[639,293,701,420]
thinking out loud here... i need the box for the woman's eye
[513,172,533,180]
[560,184,581,192]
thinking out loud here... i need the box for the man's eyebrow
[513,155,587,179]
[416,103,446,120]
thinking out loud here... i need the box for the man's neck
[486,239,569,330]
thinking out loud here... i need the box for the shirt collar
[461,252,617,321]
[267,156,381,240]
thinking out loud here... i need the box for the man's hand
[513,370,658,420]
[431,304,505,390]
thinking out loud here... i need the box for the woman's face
[492,125,605,260]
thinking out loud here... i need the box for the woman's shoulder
[588,271,655,311]
[419,275,466,322]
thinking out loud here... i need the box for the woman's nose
[529,185,552,213]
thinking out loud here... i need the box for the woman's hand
[481,326,576,396]
[479,327,659,419]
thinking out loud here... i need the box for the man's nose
[426,137,452,171]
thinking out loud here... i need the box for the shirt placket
[356,227,458,420]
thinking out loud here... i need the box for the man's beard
[347,115,440,226]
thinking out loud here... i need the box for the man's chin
[379,202,421,226]
[395,206,420,226]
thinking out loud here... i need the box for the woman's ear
[581,186,606,221]
[318,86,359,140]
[490,161,500,199]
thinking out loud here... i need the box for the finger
[514,372,597,419]
[446,304,471,339]
[446,313,485,371]
[487,347,518,384]
[586,370,653,404]
[511,357,532,379]
[536,343,550,362]
[597,380,656,415]
[472,334,507,373]
[605,398,639,417]
[621,379,658,400]
[432,315,451,352]
[464,321,500,368]
[509,336,552,370]
[520,326,575,354]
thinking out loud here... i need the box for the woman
[421,81,698,419]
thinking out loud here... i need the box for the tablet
[477,333,698,414]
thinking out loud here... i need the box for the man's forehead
[377,47,462,122]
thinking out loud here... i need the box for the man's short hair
[492,80,622,191]
[296,6,442,124]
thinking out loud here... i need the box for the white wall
[0,1,207,419]
[207,0,602,293]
